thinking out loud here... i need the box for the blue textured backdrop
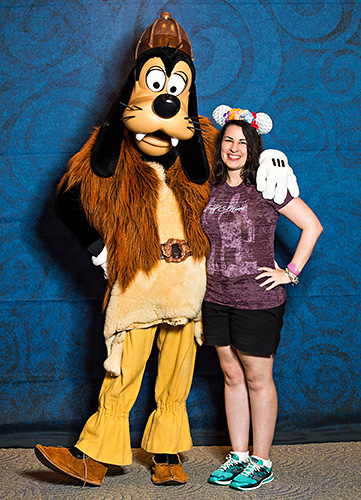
[1,0,360,447]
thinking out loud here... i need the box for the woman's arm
[256,197,323,290]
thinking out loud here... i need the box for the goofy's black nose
[153,94,181,118]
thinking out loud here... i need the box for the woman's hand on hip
[255,267,290,290]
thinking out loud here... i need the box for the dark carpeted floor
[1,442,360,499]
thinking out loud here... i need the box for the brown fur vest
[59,116,217,305]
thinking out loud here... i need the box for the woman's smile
[221,124,248,172]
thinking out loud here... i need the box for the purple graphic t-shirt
[201,181,293,309]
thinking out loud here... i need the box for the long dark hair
[212,119,263,185]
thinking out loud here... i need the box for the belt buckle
[161,238,192,263]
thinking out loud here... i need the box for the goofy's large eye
[167,73,187,96]
[146,68,166,92]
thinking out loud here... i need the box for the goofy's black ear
[178,82,210,184]
[90,70,135,177]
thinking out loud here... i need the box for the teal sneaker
[208,453,249,485]
[230,455,273,490]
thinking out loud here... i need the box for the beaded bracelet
[285,267,299,285]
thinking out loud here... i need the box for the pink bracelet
[287,262,300,276]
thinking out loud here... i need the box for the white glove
[256,149,299,204]
[91,246,108,279]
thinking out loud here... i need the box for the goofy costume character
[34,12,298,486]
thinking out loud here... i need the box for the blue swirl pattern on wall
[0,0,360,448]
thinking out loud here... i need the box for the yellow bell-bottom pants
[75,321,197,466]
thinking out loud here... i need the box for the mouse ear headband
[212,105,273,135]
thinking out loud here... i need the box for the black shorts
[202,300,286,356]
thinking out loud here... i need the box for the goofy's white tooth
[135,133,146,142]
[171,137,179,147]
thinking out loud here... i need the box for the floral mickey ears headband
[212,105,273,135]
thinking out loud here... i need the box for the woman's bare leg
[237,352,277,460]
[216,345,250,452]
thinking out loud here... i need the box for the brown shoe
[34,445,107,486]
[151,454,188,485]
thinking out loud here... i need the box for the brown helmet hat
[135,11,194,61]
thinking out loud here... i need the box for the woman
[201,108,323,491]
